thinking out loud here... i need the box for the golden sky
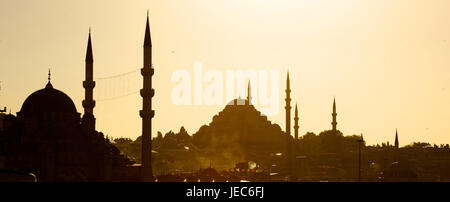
[1,0,450,146]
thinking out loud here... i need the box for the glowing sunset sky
[1,0,450,146]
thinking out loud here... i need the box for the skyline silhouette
[1,22,449,180]
[1,1,450,146]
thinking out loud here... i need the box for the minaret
[246,81,251,105]
[0,81,5,113]
[285,72,293,175]
[82,29,96,134]
[294,103,299,140]
[47,69,51,87]
[395,129,399,149]
[394,129,399,162]
[332,97,337,132]
[286,72,291,136]
[140,13,155,181]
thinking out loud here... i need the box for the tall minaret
[294,103,299,140]
[82,28,96,134]
[332,97,337,132]
[140,13,155,181]
[246,81,251,105]
[286,72,291,136]
[285,72,293,175]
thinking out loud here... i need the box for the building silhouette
[0,23,162,181]
[0,27,142,181]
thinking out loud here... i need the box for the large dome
[20,82,77,114]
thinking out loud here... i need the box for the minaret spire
[144,13,152,47]
[395,129,399,149]
[285,71,291,135]
[394,129,399,162]
[140,13,155,181]
[246,80,251,105]
[294,102,299,140]
[285,71,293,177]
[85,30,93,63]
[46,69,53,89]
[82,29,96,134]
[332,97,337,132]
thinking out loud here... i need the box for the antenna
[0,81,6,113]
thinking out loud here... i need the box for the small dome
[20,82,77,114]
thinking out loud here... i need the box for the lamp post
[357,135,363,182]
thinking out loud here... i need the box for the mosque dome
[20,82,77,114]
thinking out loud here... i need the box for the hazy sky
[1,0,450,146]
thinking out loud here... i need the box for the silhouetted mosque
[0,15,154,181]
[190,73,301,175]
[0,34,125,181]
[192,82,288,170]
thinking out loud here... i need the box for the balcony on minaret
[139,109,155,118]
[141,67,154,76]
[140,89,155,98]
[83,80,96,88]
[82,99,96,108]
[285,97,291,103]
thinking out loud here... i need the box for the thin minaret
[140,13,155,181]
[294,103,299,140]
[285,72,293,175]
[394,129,399,162]
[82,28,96,134]
[286,72,291,136]
[395,129,399,149]
[46,69,53,88]
[332,97,337,132]
[0,80,5,112]
[246,81,251,105]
